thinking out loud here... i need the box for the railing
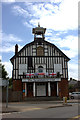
[22,72,62,79]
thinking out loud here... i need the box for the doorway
[51,82,57,96]
[27,83,33,97]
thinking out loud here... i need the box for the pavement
[1,99,79,114]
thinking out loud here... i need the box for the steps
[23,96,62,101]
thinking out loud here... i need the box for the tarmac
[1,99,79,114]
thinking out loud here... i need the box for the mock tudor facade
[10,24,70,99]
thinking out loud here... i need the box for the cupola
[32,23,46,41]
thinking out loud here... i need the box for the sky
[0,0,79,80]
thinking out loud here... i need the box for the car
[69,92,72,98]
[71,92,80,99]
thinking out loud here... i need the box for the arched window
[38,66,43,73]
[37,46,44,56]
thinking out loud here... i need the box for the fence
[2,88,22,102]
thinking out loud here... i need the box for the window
[19,64,27,75]
[37,46,44,56]
[54,64,62,74]
[38,66,43,73]
[28,57,33,68]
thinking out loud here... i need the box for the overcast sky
[1,0,79,80]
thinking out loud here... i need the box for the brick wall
[22,82,25,99]
[13,80,22,91]
[58,79,69,98]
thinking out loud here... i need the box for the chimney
[15,44,18,55]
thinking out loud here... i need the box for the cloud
[1,0,15,2]
[12,0,78,31]
[58,35,78,58]
[12,5,31,18]
[46,35,78,58]
[1,33,23,53]
[45,29,53,36]
[23,21,32,28]
[0,56,2,60]
[1,43,23,53]
[69,63,78,80]
[2,33,22,43]
[28,0,78,31]
[2,61,12,78]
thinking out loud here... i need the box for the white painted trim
[22,78,61,82]
[33,82,35,97]
[48,82,51,96]
[25,83,27,96]
[57,82,59,96]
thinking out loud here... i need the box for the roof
[10,40,70,63]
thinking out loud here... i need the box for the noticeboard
[54,64,62,74]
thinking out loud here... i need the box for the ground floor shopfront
[22,82,59,98]
[13,78,69,99]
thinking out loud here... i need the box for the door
[51,82,57,96]
[37,83,46,96]
[27,83,33,97]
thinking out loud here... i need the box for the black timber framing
[15,56,65,57]
[11,39,70,80]
[15,56,67,78]
[10,40,70,63]
[25,48,26,63]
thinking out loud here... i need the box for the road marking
[20,107,42,112]
[68,115,80,120]
[2,108,42,116]
[2,113,11,115]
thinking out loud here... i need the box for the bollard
[63,97,67,105]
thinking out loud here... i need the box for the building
[69,78,80,92]
[10,24,70,99]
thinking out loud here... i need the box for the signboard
[54,64,62,74]
[22,78,61,82]
[0,78,9,86]
[19,64,27,75]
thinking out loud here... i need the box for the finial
[38,22,40,27]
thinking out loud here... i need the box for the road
[2,103,79,119]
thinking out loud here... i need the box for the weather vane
[38,22,40,27]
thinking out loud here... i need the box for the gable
[10,40,70,63]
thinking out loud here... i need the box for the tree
[0,60,13,89]
[0,60,9,79]
[69,84,74,92]
[2,65,9,79]
[9,78,12,88]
